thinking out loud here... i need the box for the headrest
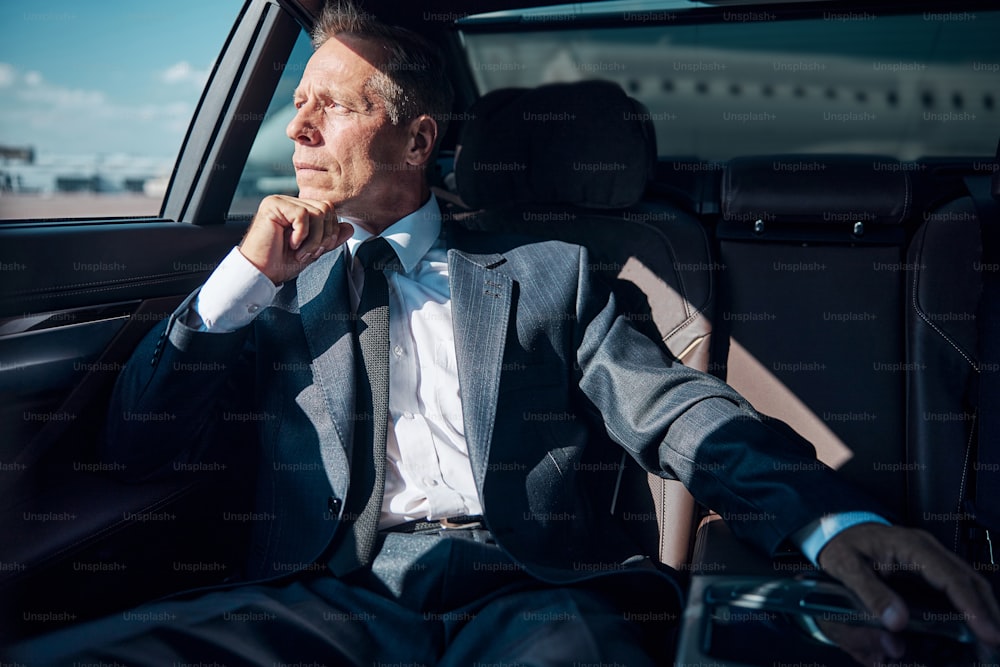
[455,80,655,210]
[722,155,912,225]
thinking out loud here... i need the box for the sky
[0,0,245,159]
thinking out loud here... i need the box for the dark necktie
[329,237,399,577]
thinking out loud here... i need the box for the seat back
[905,194,982,550]
[716,155,913,516]
[905,157,1000,555]
[453,80,717,568]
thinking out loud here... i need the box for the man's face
[286,34,409,214]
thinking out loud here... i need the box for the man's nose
[286,108,318,144]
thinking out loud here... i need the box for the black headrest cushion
[722,155,912,225]
[455,80,655,209]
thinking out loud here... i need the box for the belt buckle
[439,515,482,530]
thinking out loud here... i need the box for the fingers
[292,207,327,261]
[838,564,909,631]
[897,532,1000,645]
[961,575,1000,645]
[818,534,910,631]
[818,524,1000,645]
[286,197,329,258]
[241,195,350,284]
[320,208,335,255]
[293,198,352,262]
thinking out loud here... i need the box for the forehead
[295,34,385,99]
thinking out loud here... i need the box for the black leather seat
[905,168,995,554]
[715,155,914,518]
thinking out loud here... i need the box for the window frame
[455,0,1000,162]
[164,0,312,226]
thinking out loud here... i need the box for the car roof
[292,0,989,34]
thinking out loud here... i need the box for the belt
[381,514,485,534]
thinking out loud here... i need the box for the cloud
[161,60,209,87]
[0,63,197,156]
[0,63,15,87]
[0,63,44,88]
[18,81,107,108]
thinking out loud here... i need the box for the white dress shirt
[188,195,886,561]
[344,199,481,528]
[191,196,479,529]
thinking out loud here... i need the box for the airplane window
[462,12,1000,160]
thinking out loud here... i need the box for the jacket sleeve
[571,246,888,556]
[101,290,257,480]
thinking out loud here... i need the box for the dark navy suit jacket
[105,223,881,587]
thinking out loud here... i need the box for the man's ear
[404,115,438,167]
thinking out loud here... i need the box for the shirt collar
[343,196,441,275]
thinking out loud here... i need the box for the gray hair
[311,1,454,141]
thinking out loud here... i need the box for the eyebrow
[292,84,376,113]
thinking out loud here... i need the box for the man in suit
[8,2,999,665]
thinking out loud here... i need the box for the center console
[674,518,992,666]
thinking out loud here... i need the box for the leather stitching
[954,412,976,553]
[910,221,979,372]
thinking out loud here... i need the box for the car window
[229,29,313,219]
[0,0,244,221]
[461,8,1000,160]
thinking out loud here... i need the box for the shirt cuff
[189,247,277,333]
[791,512,891,566]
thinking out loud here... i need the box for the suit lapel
[297,248,355,488]
[448,248,512,488]
[293,237,513,496]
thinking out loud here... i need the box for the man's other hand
[240,194,353,285]
[818,523,1000,646]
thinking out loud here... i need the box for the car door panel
[0,224,250,640]
[0,0,308,639]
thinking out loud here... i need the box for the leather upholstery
[906,197,982,550]
[723,155,912,226]
[456,80,656,210]
[717,155,913,518]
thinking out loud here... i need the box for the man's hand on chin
[817,522,1000,646]
[240,194,354,285]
